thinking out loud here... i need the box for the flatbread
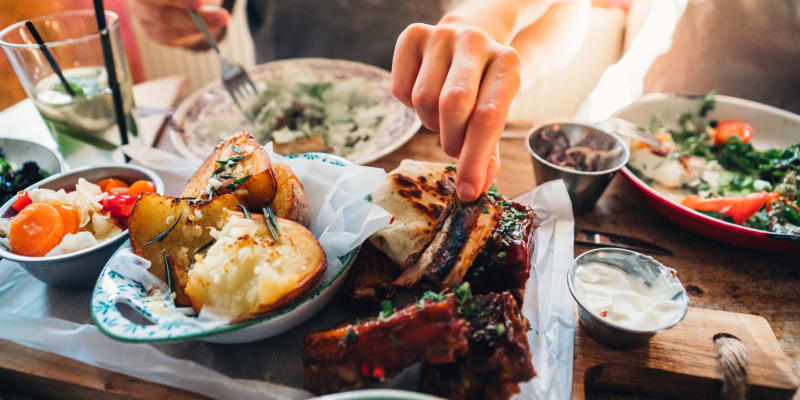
[368,160,456,267]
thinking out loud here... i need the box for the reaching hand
[391,22,520,201]
[130,0,229,48]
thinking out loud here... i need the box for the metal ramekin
[567,248,689,349]
[526,122,629,214]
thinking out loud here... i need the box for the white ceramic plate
[169,58,421,165]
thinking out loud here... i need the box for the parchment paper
[0,149,575,399]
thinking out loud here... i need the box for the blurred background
[1,0,640,119]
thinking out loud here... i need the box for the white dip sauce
[574,261,684,330]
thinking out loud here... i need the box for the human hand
[391,23,520,201]
[130,0,229,48]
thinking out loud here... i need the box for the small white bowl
[0,165,164,289]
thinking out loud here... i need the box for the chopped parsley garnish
[455,282,474,317]
[419,291,446,305]
[495,324,506,336]
[378,300,394,320]
[338,328,358,347]
[481,206,489,214]
[445,165,457,172]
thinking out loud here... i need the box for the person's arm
[391,0,587,201]
[511,0,591,89]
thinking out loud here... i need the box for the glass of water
[0,10,137,166]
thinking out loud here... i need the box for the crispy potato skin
[182,131,277,210]
[272,161,311,227]
[129,193,240,306]
[184,216,326,321]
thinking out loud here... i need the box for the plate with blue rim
[91,152,363,344]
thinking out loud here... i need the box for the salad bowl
[0,165,164,289]
[613,93,800,251]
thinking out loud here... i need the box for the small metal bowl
[0,165,164,290]
[526,122,629,214]
[0,137,66,175]
[567,248,689,349]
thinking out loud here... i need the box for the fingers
[456,47,520,201]
[482,144,501,193]
[410,28,455,132]
[135,0,202,10]
[438,29,490,157]
[391,24,427,108]
[132,2,229,47]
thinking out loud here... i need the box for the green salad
[628,91,800,234]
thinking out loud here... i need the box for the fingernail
[457,182,477,201]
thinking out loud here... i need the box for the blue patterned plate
[91,152,373,344]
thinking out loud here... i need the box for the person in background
[131,0,590,201]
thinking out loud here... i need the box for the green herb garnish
[145,212,182,245]
[378,300,394,320]
[194,239,216,254]
[162,250,174,293]
[226,174,251,190]
[445,165,457,172]
[231,144,243,154]
[236,204,251,219]
[419,291,446,305]
[264,204,284,235]
[262,206,281,243]
[495,324,506,336]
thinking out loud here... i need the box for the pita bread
[368,160,456,267]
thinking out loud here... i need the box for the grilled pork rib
[302,296,469,394]
[419,292,535,400]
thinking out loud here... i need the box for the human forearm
[510,0,591,88]
[439,0,556,44]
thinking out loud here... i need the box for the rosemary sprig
[213,164,227,175]
[194,238,216,254]
[264,204,284,236]
[145,212,182,245]
[219,173,236,179]
[262,206,281,243]
[162,250,174,293]
[225,174,251,190]
[231,144,243,154]
[215,153,250,165]
[236,203,251,219]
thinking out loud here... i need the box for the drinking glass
[0,10,138,166]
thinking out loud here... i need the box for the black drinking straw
[92,0,130,160]
[24,21,75,97]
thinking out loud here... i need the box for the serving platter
[612,93,800,251]
[169,58,421,165]
[91,152,370,344]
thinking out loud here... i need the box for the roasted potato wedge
[182,131,277,210]
[272,161,311,227]
[184,214,326,320]
[129,193,240,305]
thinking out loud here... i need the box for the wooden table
[1,130,798,399]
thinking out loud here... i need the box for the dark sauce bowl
[526,122,629,214]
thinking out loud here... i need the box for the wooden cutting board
[573,307,799,399]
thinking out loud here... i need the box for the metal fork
[595,117,664,151]
[188,10,258,121]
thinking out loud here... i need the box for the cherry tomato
[99,193,137,223]
[714,120,753,146]
[12,191,32,212]
[96,178,129,193]
[127,180,156,197]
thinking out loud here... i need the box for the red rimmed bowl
[612,93,800,251]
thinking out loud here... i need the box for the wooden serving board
[573,307,799,399]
